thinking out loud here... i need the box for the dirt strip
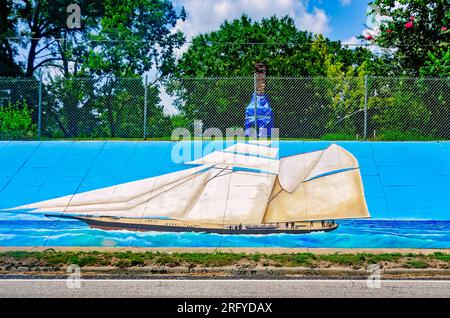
[1,246,450,254]
[2,266,450,280]
[1,248,450,279]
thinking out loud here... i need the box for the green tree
[44,76,97,137]
[82,0,185,77]
[0,100,36,139]
[368,77,433,139]
[1,1,104,137]
[16,0,184,138]
[173,15,377,137]
[0,0,22,76]
[364,1,450,138]
[176,15,370,77]
[420,47,450,77]
[367,0,450,76]
[74,0,185,138]
[10,0,104,77]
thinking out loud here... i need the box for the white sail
[248,139,272,146]
[18,172,206,216]
[7,142,370,225]
[55,170,212,218]
[264,144,367,223]
[223,143,278,158]
[277,150,322,193]
[9,165,212,215]
[263,169,369,223]
[277,144,358,194]
[304,144,358,181]
[187,151,279,174]
[138,167,221,218]
[182,170,276,225]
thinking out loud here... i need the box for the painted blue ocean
[1,216,450,248]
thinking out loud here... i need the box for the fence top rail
[0,75,449,82]
[0,76,145,81]
[0,77,40,81]
[173,75,450,80]
[367,76,450,80]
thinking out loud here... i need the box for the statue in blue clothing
[244,63,274,137]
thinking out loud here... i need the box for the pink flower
[365,34,373,40]
[442,26,448,31]
[386,29,392,33]
[410,16,415,21]
[405,21,413,29]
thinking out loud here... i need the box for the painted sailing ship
[9,140,369,235]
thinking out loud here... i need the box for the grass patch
[263,253,316,267]
[376,131,437,141]
[320,133,356,141]
[364,253,403,264]
[293,253,316,266]
[249,253,262,262]
[433,252,450,262]
[0,251,448,270]
[405,260,429,269]
[318,253,367,266]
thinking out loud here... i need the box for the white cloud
[343,35,359,46]
[297,7,330,35]
[173,0,331,41]
[340,0,351,6]
[340,35,385,54]
[360,2,395,54]
[160,87,179,115]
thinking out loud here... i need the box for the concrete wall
[1,141,449,220]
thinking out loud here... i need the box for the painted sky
[172,0,371,43]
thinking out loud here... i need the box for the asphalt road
[0,279,449,298]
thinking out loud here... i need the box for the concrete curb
[2,266,450,278]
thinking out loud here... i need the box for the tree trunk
[25,38,39,77]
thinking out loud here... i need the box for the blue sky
[309,0,370,41]
[172,0,371,43]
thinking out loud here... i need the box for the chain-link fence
[40,77,168,139]
[0,75,449,141]
[367,77,450,140]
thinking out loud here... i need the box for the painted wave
[0,218,450,248]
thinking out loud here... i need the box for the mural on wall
[7,141,369,235]
[0,140,450,248]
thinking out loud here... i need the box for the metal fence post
[143,74,148,140]
[253,73,257,137]
[363,75,368,140]
[37,70,43,140]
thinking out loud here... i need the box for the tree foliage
[172,15,382,137]
[2,0,185,138]
[1,2,449,140]
[11,0,104,77]
[0,0,22,76]
[176,15,374,77]
[362,1,450,138]
[81,0,185,77]
[367,0,450,76]
[0,101,36,139]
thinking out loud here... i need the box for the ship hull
[52,215,339,235]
